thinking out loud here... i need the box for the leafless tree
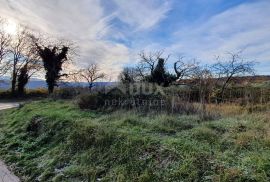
[212,52,256,103]
[8,27,41,95]
[191,66,214,119]
[78,63,106,91]
[137,50,169,79]
[0,18,11,77]
[174,56,199,83]
[137,51,199,86]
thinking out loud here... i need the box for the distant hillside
[0,79,112,90]
[1,75,269,90]
[0,79,46,90]
[232,75,270,84]
[178,75,270,86]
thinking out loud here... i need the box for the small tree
[35,43,70,94]
[191,66,214,119]
[78,63,106,91]
[212,52,256,103]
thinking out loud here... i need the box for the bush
[51,87,79,99]
[26,88,48,98]
[76,91,219,119]
[76,93,105,110]
[0,88,48,99]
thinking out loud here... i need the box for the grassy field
[0,100,269,181]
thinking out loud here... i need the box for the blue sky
[0,0,269,78]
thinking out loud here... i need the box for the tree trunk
[11,71,17,95]
[48,84,54,94]
[88,82,93,92]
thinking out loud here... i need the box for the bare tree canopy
[212,52,256,102]
[77,63,106,91]
[174,57,199,82]
[6,27,42,95]
[134,51,200,86]
[0,18,12,76]
[137,51,166,76]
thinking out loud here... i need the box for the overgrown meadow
[0,98,269,181]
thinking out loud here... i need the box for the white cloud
[0,0,131,80]
[113,0,171,31]
[1,0,269,79]
[1,0,110,39]
[0,0,172,80]
[168,1,270,73]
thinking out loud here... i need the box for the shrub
[76,93,105,110]
[26,88,48,98]
[26,116,44,136]
[51,87,79,99]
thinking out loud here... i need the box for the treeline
[0,18,74,96]
[0,16,266,104]
[119,51,257,104]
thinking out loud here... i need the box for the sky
[0,0,269,79]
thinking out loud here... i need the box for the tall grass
[0,100,269,181]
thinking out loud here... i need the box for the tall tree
[35,43,69,94]
[9,28,41,95]
[0,18,11,77]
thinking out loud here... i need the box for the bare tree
[191,66,214,119]
[137,51,167,79]
[8,27,42,95]
[212,52,256,103]
[137,51,199,86]
[174,57,199,83]
[78,63,106,91]
[0,18,11,77]
[137,51,179,86]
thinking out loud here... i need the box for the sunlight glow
[3,20,17,35]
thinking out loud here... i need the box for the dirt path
[0,103,19,111]
[0,103,20,182]
[0,161,20,182]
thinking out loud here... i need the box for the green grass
[0,100,270,181]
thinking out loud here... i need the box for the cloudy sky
[0,0,269,79]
